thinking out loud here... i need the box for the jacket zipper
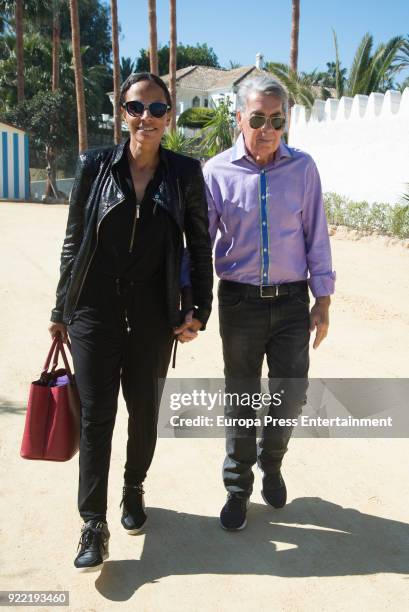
[68,197,125,323]
[128,202,140,253]
[176,178,183,213]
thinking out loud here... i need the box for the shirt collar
[230,132,293,165]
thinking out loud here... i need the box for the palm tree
[51,0,61,91]
[120,56,135,81]
[162,129,195,155]
[148,0,158,75]
[199,99,234,157]
[110,0,121,144]
[69,0,88,151]
[169,0,177,130]
[15,0,24,101]
[265,62,316,108]
[290,0,300,72]
[333,31,405,97]
[46,0,63,198]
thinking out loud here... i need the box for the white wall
[288,88,409,204]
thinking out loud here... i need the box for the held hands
[48,322,68,343]
[309,296,330,349]
[173,310,203,343]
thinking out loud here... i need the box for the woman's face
[122,80,171,147]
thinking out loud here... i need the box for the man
[203,75,335,531]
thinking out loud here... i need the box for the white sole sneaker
[123,516,147,535]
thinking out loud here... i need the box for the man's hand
[173,311,203,343]
[309,296,330,349]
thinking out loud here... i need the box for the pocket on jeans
[218,292,243,309]
[292,292,310,306]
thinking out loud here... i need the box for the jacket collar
[106,139,182,232]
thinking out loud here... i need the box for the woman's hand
[48,322,68,343]
[174,311,202,343]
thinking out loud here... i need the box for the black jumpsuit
[68,149,174,522]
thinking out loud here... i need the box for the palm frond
[332,28,344,97]
[347,32,373,96]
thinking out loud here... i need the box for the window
[192,96,200,108]
[204,98,209,108]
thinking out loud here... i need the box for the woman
[48,72,213,571]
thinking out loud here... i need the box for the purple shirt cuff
[308,271,336,297]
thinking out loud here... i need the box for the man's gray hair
[236,74,288,114]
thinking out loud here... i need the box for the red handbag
[20,335,80,461]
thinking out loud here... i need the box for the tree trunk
[52,1,61,91]
[110,0,121,144]
[69,0,88,152]
[45,1,61,198]
[290,0,300,72]
[15,0,24,102]
[148,0,158,75]
[288,0,300,130]
[169,0,177,131]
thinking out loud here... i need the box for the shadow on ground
[96,497,409,600]
[0,397,26,415]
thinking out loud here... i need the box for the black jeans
[68,272,174,522]
[218,280,311,498]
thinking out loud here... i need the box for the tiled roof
[161,65,266,92]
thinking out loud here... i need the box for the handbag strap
[42,336,59,374]
[41,334,73,379]
[57,337,73,378]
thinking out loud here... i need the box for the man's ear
[236,110,243,130]
[166,111,171,127]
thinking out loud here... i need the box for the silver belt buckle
[260,284,278,298]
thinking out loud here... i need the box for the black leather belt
[219,279,308,298]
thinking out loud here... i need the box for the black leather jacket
[50,141,213,329]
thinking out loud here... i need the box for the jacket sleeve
[50,153,96,323]
[183,160,214,329]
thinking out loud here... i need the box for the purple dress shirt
[203,133,335,297]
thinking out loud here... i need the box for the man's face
[237,92,285,163]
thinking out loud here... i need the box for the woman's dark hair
[120,72,172,108]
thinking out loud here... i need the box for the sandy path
[0,203,408,612]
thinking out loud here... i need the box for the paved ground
[1,202,408,612]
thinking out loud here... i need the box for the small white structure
[289,89,409,204]
[0,121,30,200]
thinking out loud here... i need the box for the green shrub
[323,193,409,239]
[177,107,215,129]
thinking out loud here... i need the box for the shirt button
[262,221,267,226]
[264,248,267,252]
[264,273,267,278]
[261,195,266,200]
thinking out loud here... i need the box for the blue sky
[112,0,409,83]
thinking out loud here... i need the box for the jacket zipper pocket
[129,203,140,253]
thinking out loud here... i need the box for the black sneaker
[261,471,287,508]
[220,494,250,530]
[120,484,147,535]
[74,520,110,572]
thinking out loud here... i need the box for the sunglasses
[123,100,171,118]
[248,114,286,130]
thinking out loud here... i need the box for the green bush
[177,107,215,129]
[323,193,409,239]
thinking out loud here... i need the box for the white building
[161,56,266,121]
[109,54,267,127]
[0,121,30,200]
